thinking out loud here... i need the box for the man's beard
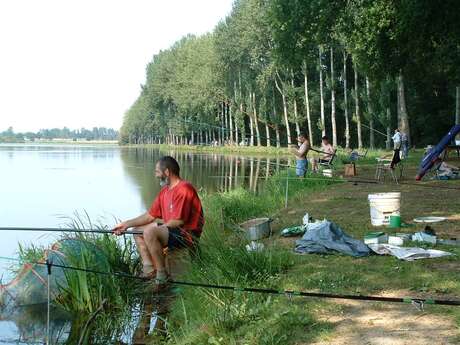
[159,176,169,187]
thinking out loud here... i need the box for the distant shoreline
[0,139,119,145]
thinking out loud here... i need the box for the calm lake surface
[0,143,289,344]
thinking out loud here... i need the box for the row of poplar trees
[120,0,460,149]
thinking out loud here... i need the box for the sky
[0,0,233,133]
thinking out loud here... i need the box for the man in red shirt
[113,156,204,289]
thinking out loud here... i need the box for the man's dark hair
[299,132,308,139]
[158,156,180,176]
[322,136,329,141]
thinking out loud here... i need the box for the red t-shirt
[148,180,204,244]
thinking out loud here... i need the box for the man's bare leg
[310,158,318,172]
[134,234,155,276]
[143,224,169,282]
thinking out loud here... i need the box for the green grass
[163,171,340,344]
[124,143,293,156]
[160,151,460,344]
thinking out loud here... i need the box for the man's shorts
[296,159,308,177]
[167,227,189,250]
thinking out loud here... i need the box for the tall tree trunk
[343,52,350,149]
[233,81,239,145]
[229,101,234,144]
[366,77,375,149]
[217,107,222,145]
[275,124,281,148]
[456,86,460,125]
[223,101,228,142]
[252,92,262,146]
[235,117,239,145]
[290,69,301,138]
[397,71,411,145]
[240,101,245,145]
[238,71,245,145]
[303,60,313,146]
[274,76,292,145]
[319,46,326,136]
[248,93,255,146]
[265,122,271,147]
[330,47,337,146]
[386,107,391,149]
[354,61,363,149]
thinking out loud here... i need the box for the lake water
[0,143,288,343]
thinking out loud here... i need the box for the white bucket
[323,169,333,177]
[368,192,401,226]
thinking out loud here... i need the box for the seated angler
[113,156,204,291]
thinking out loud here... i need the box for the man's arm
[291,143,309,158]
[164,219,184,228]
[113,212,157,235]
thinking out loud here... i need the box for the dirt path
[310,296,458,345]
[273,163,460,344]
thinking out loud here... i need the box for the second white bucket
[368,192,401,226]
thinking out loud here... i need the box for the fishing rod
[360,123,388,138]
[0,256,458,307]
[0,227,142,235]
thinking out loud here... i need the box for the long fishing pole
[0,256,458,307]
[360,123,388,138]
[0,227,142,235]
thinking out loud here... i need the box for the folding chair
[318,150,337,169]
[375,150,404,184]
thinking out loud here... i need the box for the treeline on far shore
[0,126,119,143]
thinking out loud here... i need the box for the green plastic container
[389,215,401,228]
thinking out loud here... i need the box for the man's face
[298,136,305,144]
[155,162,170,186]
[322,139,328,146]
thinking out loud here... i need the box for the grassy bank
[161,153,460,344]
[162,172,341,344]
[123,143,292,156]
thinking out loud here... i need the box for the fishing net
[0,238,111,315]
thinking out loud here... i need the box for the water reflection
[120,147,290,203]
[0,144,292,344]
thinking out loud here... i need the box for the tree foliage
[121,0,460,147]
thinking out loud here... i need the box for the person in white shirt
[392,129,402,150]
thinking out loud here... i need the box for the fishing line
[360,123,388,138]
[0,227,142,235]
[0,256,458,307]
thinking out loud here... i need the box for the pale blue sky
[0,0,233,132]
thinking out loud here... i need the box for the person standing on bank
[291,133,310,177]
[392,129,402,150]
[113,156,204,290]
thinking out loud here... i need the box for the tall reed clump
[54,214,142,314]
[166,170,340,343]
